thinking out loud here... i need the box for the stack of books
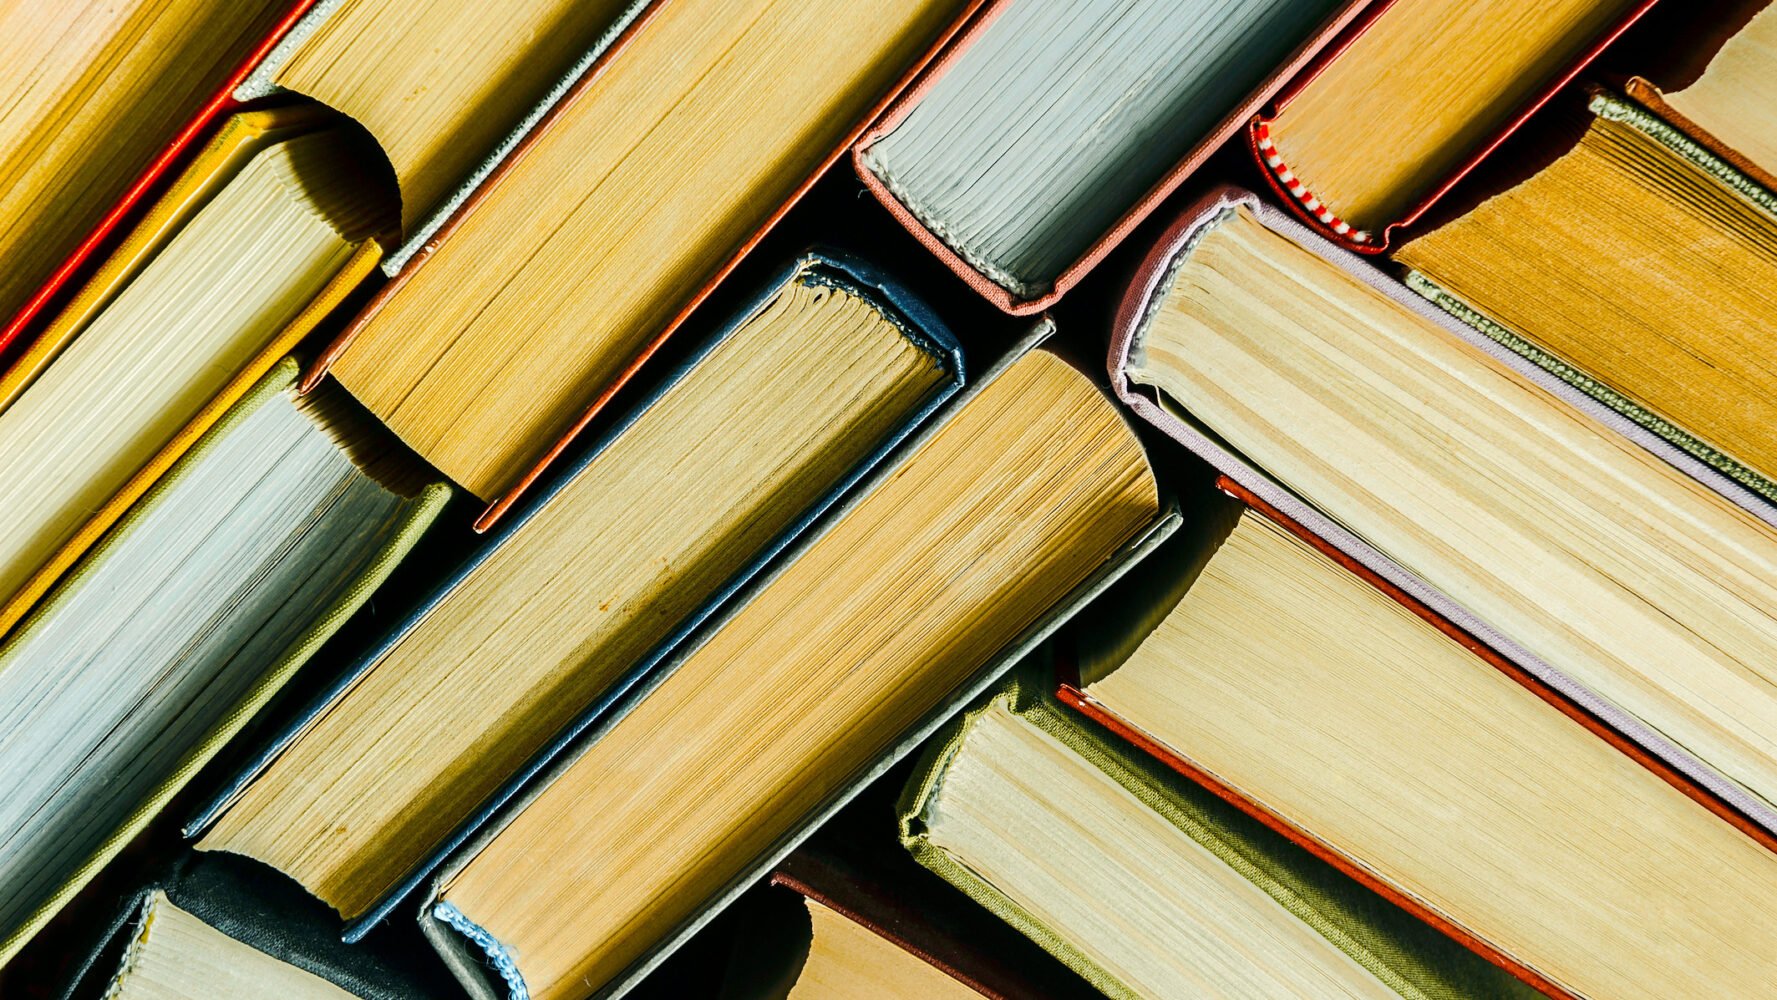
[6,0,1777,997]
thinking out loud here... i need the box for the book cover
[1108,183,1777,839]
[1248,0,1661,253]
[0,0,657,376]
[1402,86,1777,507]
[0,0,320,360]
[0,357,450,967]
[185,250,969,941]
[853,0,1372,314]
[898,672,1532,1000]
[302,0,989,531]
[56,853,457,1000]
[415,323,1181,1000]
[1061,474,1777,999]
[766,825,1100,999]
[0,106,387,639]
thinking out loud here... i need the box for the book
[189,253,964,932]
[1622,0,1777,190]
[1109,187,1777,841]
[0,358,448,967]
[416,333,1175,1000]
[898,674,1535,1000]
[1397,85,1777,504]
[58,854,457,1000]
[1250,0,1657,250]
[0,105,396,638]
[1065,479,1777,998]
[1,0,664,354]
[749,803,1101,1000]
[853,0,1366,313]
[103,895,361,1000]
[305,0,977,522]
[0,0,291,352]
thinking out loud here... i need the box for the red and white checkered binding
[1254,121,1370,245]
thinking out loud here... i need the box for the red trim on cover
[1247,0,1663,253]
[0,0,320,358]
[302,0,994,531]
[1059,470,1777,998]
[1056,677,1573,1000]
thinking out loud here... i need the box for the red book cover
[1248,0,1662,253]
[1058,474,1777,1000]
[768,838,1100,1000]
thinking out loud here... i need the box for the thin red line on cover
[303,0,995,533]
[0,0,321,361]
[1246,0,1663,253]
[1060,469,1777,999]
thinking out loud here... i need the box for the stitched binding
[1253,121,1370,244]
[434,900,529,1000]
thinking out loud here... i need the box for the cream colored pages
[1132,207,1777,823]
[274,0,635,230]
[329,0,963,499]
[1264,0,1636,233]
[0,135,374,608]
[1663,6,1777,172]
[200,280,945,918]
[1091,512,1777,999]
[435,352,1157,1000]
[108,893,354,1000]
[0,0,286,325]
[791,901,979,1000]
[925,702,1400,1000]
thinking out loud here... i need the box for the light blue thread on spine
[434,900,530,1000]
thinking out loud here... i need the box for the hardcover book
[302,0,981,526]
[1396,80,1777,505]
[58,854,457,1000]
[0,104,394,637]
[1109,186,1777,840]
[0,358,448,966]
[414,328,1177,1000]
[898,673,1535,999]
[852,0,1368,312]
[0,0,664,358]
[1062,477,1777,998]
[755,812,1100,999]
[189,253,965,937]
[1249,0,1659,250]
[0,0,291,355]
